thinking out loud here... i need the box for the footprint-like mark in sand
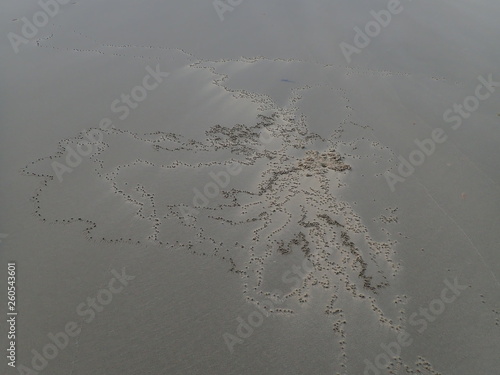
[23,24,448,374]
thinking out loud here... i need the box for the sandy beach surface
[1,0,499,374]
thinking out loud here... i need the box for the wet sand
[1,0,500,374]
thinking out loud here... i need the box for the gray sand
[1,0,499,374]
